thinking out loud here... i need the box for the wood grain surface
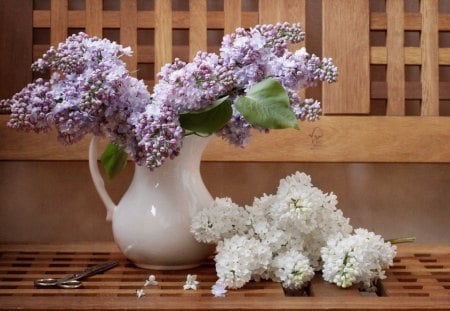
[0,243,448,310]
[2,115,450,162]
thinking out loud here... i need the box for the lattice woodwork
[367,0,450,116]
[0,243,448,310]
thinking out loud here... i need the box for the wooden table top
[0,243,449,310]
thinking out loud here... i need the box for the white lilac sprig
[321,228,397,290]
[270,249,315,290]
[191,197,250,244]
[191,171,398,292]
[215,235,272,289]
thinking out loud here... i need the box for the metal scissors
[34,260,118,289]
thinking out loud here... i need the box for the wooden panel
[189,0,207,60]
[386,0,405,116]
[224,0,242,35]
[120,0,138,74]
[85,0,103,37]
[322,0,370,114]
[154,0,172,79]
[0,0,32,99]
[0,243,448,310]
[50,0,68,46]
[420,0,439,116]
[2,115,450,163]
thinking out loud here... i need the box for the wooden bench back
[1,0,449,162]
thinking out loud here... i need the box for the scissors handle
[34,278,83,289]
[34,260,118,289]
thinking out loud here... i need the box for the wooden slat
[33,11,259,30]
[371,82,450,100]
[224,0,242,35]
[67,11,85,27]
[154,0,172,79]
[102,11,121,27]
[50,0,68,46]
[120,0,138,74]
[85,0,103,37]
[322,0,370,114]
[386,0,405,115]
[189,0,207,60]
[371,47,450,65]
[371,12,450,31]
[2,115,450,163]
[259,0,305,27]
[420,0,439,116]
[259,0,279,24]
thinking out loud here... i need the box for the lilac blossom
[8,32,148,148]
[6,24,338,171]
[7,78,54,133]
[216,22,337,147]
[133,103,184,170]
[153,52,234,112]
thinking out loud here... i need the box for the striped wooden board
[0,243,448,310]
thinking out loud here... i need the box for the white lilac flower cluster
[6,23,337,171]
[191,172,397,292]
[321,228,397,291]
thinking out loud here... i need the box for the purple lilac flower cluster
[8,32,149,148]
[215,22,337,146]
[7,23,338,171]
[153,52,234,112]
[133,104,184,170]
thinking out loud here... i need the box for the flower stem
[386,237,416,244]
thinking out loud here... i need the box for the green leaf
[236,78,298,129]
[179,96,233,135]
[100,143,128,180]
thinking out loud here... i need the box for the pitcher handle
[88,136,117,221]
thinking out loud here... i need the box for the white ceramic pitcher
[89,135,214,270]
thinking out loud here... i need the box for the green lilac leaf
[179,96,233,135]
[100,143,128,180]
[235,78,299,129]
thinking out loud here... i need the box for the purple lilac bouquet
[6,23,337,177]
